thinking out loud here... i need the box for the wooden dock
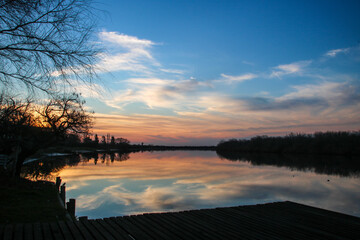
[1,201,360,240]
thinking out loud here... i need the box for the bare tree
[0,0,99,94]
[0,93,93,177]
[37,92,93,137]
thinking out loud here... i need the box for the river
[22,150,360,219]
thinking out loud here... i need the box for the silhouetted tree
[82,135,92,146]
[101,135,106,145]
[217,131,360,156]
[0,93,93,177]
[37,93,92,137]
[116,137,130,145]
[0,0,99,94]
[94,134,99,146]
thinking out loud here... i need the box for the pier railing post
[60,183,66,206]
[56,177,61,191]
[66,198,76,217]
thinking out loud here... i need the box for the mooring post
[56,177,61,191]
[66,198,76,217]
[78,216,88,222]
[60,183,66,206]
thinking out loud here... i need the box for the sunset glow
[80,1,360,145]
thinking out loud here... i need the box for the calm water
[23,151,360,219]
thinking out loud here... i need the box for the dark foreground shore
[0,175,68,224]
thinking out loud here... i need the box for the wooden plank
[182,208,247,240]
[103,218,134,240]
[73,221,95,240]
[228,205,341,240]
[95,219,124,240]
[149,212,203,240]
[212,207,283,240]
[57,221,73,240]
[166,213,224,240]
[225,206,319,240]
[165,211,218,240]
[80,219,105,240]
[266,202,360,239]
[183,209,236,240]
[213,207,298,240]
[14,223,23,240]
[286,201,360,224]
[49,222,64,240]
[212,207,294,239]
[23,223,33,240]
[239,204,349,240]
[0,225,4,240]
[125,215,167,240]
[41,223,53,240]
[33,223,42,240]
[126,214,176,240]
[111,217,153,240]
[64,221,84,240]
[88,220,115,240]
[142,213,188,240]
[3,224,13,240]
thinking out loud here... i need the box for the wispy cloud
[96,31,185,77]
[219,73,257,83]
[99,31,155,49]
[325,48,350,57]
[242,60,255,66]
[103,77,211,110]
[270,60,311,78]
[96,31,159,74]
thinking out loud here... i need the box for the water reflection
[22,151,360,218]
[216,151,360,177]
[21,152,130,181]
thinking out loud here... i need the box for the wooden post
[78,216,88,222]
[60,183,66,206]
[66,198,76,217]
[56,177,61,191]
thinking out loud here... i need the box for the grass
[0,173,68,224]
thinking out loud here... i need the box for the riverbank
[0,173,68,224]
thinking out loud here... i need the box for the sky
[78,0,360,145]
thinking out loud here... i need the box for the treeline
[129,144,215,152]
[59,133,130,150]
[216,131,360,155]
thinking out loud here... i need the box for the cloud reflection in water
[57,151,360,218]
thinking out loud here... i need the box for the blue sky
[80,0,360,145]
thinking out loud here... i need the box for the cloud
[270,60,311,78]
[217,81,360,112]
[242,60,255,66]
[103,77,211,110]
[125,78,174,85]
[99,31,155,49]
[95,31,184,76]
[160,68,186,75]
[219,73,257,83]
[278,81,360,106]
[96,31,159,74]
[325,48,350,57]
